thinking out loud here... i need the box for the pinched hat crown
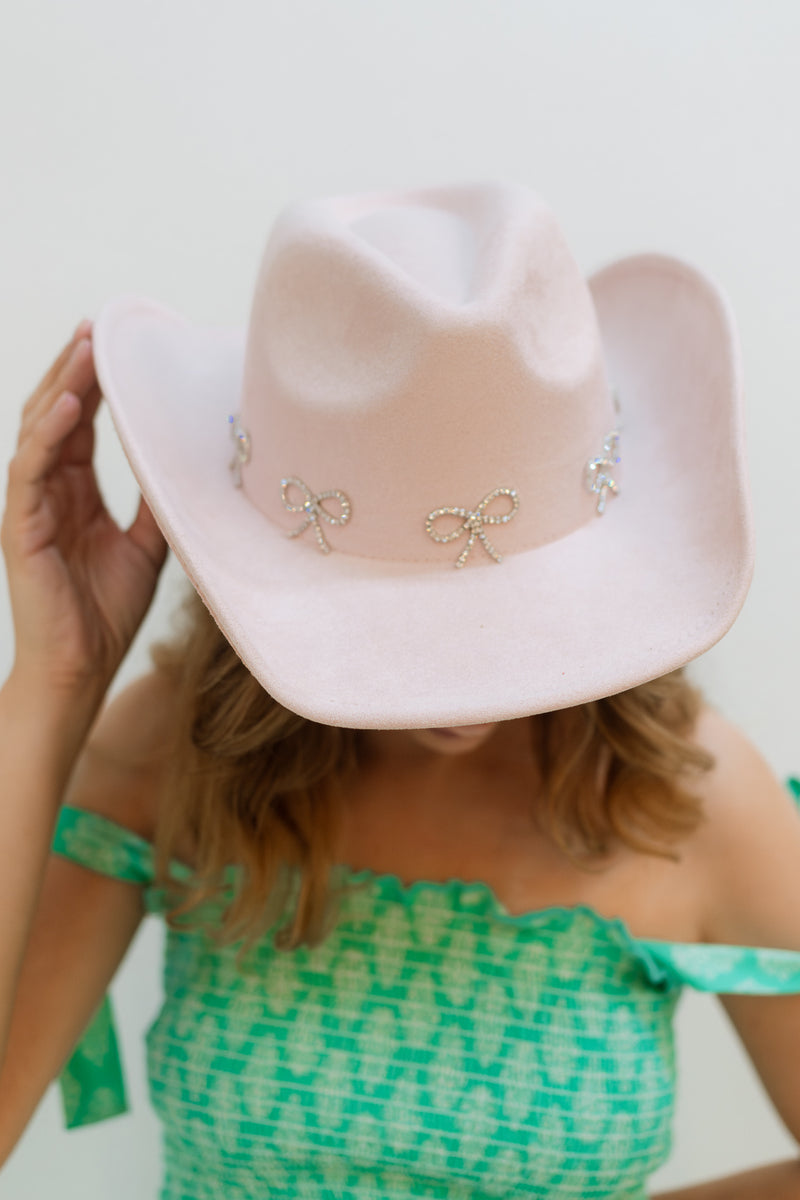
[237,181,617,564]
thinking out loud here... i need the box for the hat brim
[93,253,753,728]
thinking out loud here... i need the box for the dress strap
[637,939,800,994]
[51,805,212,1129]
[51,803,156,884]
[51,805,156,1127]
[58,993,129,1128]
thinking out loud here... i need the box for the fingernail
[73,318,92,340]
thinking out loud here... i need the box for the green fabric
[50,805,155,1128]
[49,781,800,1198]
[58,992,128,1129]
[51,802,157,886]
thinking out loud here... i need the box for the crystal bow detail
[585,430,621,515]
[425,487,520,568]
[281,476,352,555]
[228,414,251,487]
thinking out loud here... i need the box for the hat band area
[228,409,622,568]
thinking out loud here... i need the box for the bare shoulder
[687,702,800,948]
[689,703,786,819]
[64,668,181,842]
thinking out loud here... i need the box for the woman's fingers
[23,326,83,406]
[18,323,94,441]
[6,391,84,535]
[3,327,107,570]
[20,320,90,410]
[56,377,103,470]
[18,338,86,444]
[127,494,169,571]
[19,337,97,446]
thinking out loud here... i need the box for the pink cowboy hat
[92,179,753,728]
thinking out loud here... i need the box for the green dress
[50,780,800,1200]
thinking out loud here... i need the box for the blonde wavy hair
[150,586,714,959]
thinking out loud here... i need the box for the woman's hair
[150,586,714,960]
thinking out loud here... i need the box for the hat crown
[239,180,615,562]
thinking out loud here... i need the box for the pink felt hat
[92,179,753,729]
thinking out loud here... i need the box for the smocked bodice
[50,781,800,1200]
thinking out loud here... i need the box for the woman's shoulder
[689,703,794,835]
[89,669,179,764]
[64,668,180,844]
[687,704,765,812]
[686,703,800,949]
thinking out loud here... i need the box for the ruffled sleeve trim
[337,865,800,996]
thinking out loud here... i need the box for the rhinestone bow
[585,430,621,515]
[228,414,251,487]
[425,487,520,568]
[281,476,352,554]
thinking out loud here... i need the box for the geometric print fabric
[51,792,800,1200]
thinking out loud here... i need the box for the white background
[1,1,799,1195]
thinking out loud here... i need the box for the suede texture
[91,181,753,728]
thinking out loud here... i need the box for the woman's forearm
[652,1156,800,1199]
[0,671,96,1073]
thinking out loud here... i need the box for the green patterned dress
[51,780,800,1200]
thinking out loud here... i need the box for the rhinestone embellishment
[228,414,251,487]
[585,430,621,515]
[281,476,352,555]
[425,487,520,568]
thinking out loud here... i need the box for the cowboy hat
[92,179,753,728]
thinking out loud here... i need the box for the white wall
[1,1,798,1194]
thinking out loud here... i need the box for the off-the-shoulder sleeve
[51,802,156,884]
[636,777,800,995]
[636,939,800,993]
[51,804,157,1128]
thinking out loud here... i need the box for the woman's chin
[411,724,498,754]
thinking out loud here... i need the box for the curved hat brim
[93,254,753,728]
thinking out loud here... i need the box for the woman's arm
[0,673,103,1068]
[0,671,173,1166]
[0,321,166,1076]
[651,707,800,1198]
[651,1158,800,1199]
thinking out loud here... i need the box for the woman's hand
[1,320,168,709]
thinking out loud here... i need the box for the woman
[1,181,799,1198]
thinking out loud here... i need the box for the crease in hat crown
[236,180,619,565]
